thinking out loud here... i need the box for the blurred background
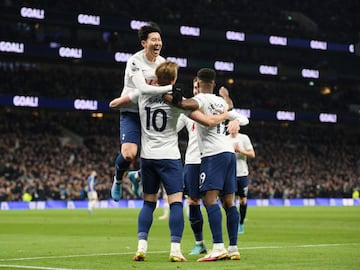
[0,0,359,202]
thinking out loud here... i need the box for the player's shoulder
[239,133,251,140]
[127,50,143,65]
[156,55,166,63]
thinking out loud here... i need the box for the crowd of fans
[1,62,359,115]
[2,0,358,43]
[0,109,359,202]
[0,0,359,202]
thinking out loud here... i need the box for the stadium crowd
[1,62,359,115]
[0,110,359,202]
[2,0,359,43]
[0,0,359,203]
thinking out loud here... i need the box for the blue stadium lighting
[225,31,245,41]
[166,57,188,68]
[114,52,132,62]
[269,35,288,46]
[301,68,319,79]
[319,113,337,123]
[259,65,278,75]
[77,14,101,26]
[214,61,234,71]
[276,111,296,121]
[58,47,82,59]
[74,99,98,110]
[13,96,39,107]
[310,40,327,50]
[20,7,45,19]
[0,41,24,53]
[130,20,149,30]
[179,25,200,37]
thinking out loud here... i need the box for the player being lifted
[111,22,174,201]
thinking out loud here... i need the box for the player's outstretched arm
[109,95,132,109]
[188,110,228,127]
[228,110,249,126]
[163,93,200,111]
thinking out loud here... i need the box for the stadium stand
[0,0,359,201]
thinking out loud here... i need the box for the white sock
[138,239,147,253]
[213,243,225,250]
[228,245,238,252]
[170,242,181,254]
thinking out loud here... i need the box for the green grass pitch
[1,206,359,270]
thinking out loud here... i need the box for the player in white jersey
[111,22,174,202]
[110,61,229,262]
[228,126,255,234]
[176,77,206,255]
[164,68,249,262]
[177,78,238,255]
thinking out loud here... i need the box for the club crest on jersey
[130,61,140,72]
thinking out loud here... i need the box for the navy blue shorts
[184,163,201,199]
[199,152,237,196]
[119,112,141,145]
[236,176,248,197]
[141,158,184,196]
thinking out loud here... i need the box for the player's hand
[227,119,240,134]
[162,93,173,103]
[172,85,183,105]
[219,86,230,98]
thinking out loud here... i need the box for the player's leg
[111,112,140,201]
[128,169,142,198]
[87,191,97,213]
[222,194,240,260]
[197,154,228,262]
[133,159,158,261]
[161,159,187,262]
[238,176,249,234]
[158,185,169,220]
[222,153,240,260]
[184,164,207,255]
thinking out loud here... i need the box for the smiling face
[142,32,162,62]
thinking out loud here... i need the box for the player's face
[143,32,162,62]
[193,81,199,96]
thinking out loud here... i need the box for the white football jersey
[177,113,201,164]
[134,93,185,159]
[192,93,234,157]
[228,133,254,176]
[120,49,166,113]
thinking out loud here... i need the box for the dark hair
[197,68,216,83]
[138,22,161,41]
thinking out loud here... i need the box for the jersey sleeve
[228,110,249,126]
[176,113,186,132]
[127,89,140,103]
[128,58,172,95]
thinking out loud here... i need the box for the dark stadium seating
[0,110,359,201]
[0,0,359,201]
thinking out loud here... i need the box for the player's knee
[122,153,135,161]
[240,197,247,205]
[188,197,201,205]
[121,145,137,161]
